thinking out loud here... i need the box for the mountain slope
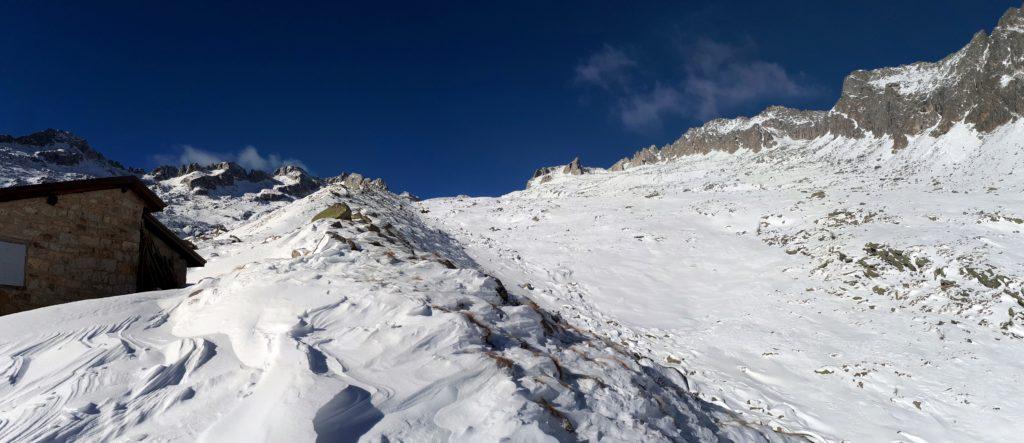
[2,4,1024,442]
[0,128,391,239]
[0,129,133,187]
[611,4,1024,170]
[418,6,1024,441]
[0,184,783,442]
[421,120,1024,442]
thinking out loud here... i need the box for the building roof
[0,176,166,212]
[0,176,205,267]
[142,213,206,267]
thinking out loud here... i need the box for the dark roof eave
[143,213,207,267]
[0,176,166,212]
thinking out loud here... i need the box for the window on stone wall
[0,240,27,287]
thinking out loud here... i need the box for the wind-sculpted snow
[0,184,781,442]
[422,122,1024,442]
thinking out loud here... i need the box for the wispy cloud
[575,39,817,131]
[176,145,224,166]
[153,145,309,172]
[618,84,684,131]
[682,39,814,120]
[575,44,637,90]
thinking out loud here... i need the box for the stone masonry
[0,189,146,315]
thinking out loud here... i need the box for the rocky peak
[271,165,321,197]
[326,172,389,192]
[0,129,96,155]
[611,3,1024,170]
[273,165,308,177]
[0,130,129,187]
[528,157,592,188]
[0,129,116,167]
[563,157,584,175]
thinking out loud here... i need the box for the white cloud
[575,39,817,131]
[682,39,815,120]
[154,145,309,172]
[178,145,226,166]
[619,84,684,131]
[575,45,637,90]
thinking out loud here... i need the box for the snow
[0,141,128,188]
[0,185,777,442]
[3,69,1024,440]
[865,49,966,96]
[420,122,1024,442]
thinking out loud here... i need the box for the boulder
[311,203,352,222]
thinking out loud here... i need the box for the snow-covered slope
[0,184,784,442]
[3,4,1024,442]
[0,129,133,187]
[611,4,1024,169]
[144,161,390,239]
[1,128,391,239]
[420,122,1024,442]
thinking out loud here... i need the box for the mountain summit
[611,3,1024,170]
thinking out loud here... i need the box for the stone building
[0,176,205,315]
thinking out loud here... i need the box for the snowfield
[3,122,1024,441]
[420,122,1024,442]
[3,6,1024,438]
[0,185,782,442]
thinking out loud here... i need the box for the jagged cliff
[611,4,1024,170]
[0,129,134,186]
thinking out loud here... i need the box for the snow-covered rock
[612,3,1024,168]
[0,129,133,187]
[2,4,1024,442]
[0,185,779,442]
[421,120,1024,441]
[527,157,600,189]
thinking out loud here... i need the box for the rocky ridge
[527,157,594,188]
[0,128,390,238]
[0,129,135,187]
[611,4,1024,170]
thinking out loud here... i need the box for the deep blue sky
[0,1,1017,197]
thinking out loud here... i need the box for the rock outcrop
[0,129,107,164]
[326,172,389,191]
[148,162,331,198]
[0,129,131,187]
[563,157,585,175]
[611,3,1024,170]
[527,157,592,188]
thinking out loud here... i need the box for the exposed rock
[527,157,592,188]
[312,203,352,222]
[150,165,181,181]
[254,189,291,202]
[0,130,127,179]
[33,149,84,166]
[532,166,557,178]
[563,157,585,175]
[612,4,1024,169]
[272,165,321,197]
[327,172,389,191]
[0,129,104,161]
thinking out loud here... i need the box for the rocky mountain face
[148,161,387,199]
[0,128,391,238]
[526,157,593,188]
[142,161,390,238]
[0,129,135,187]
[611,4,1024,170]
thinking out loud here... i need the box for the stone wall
[0,189,146,315]
[138,227,188,290]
